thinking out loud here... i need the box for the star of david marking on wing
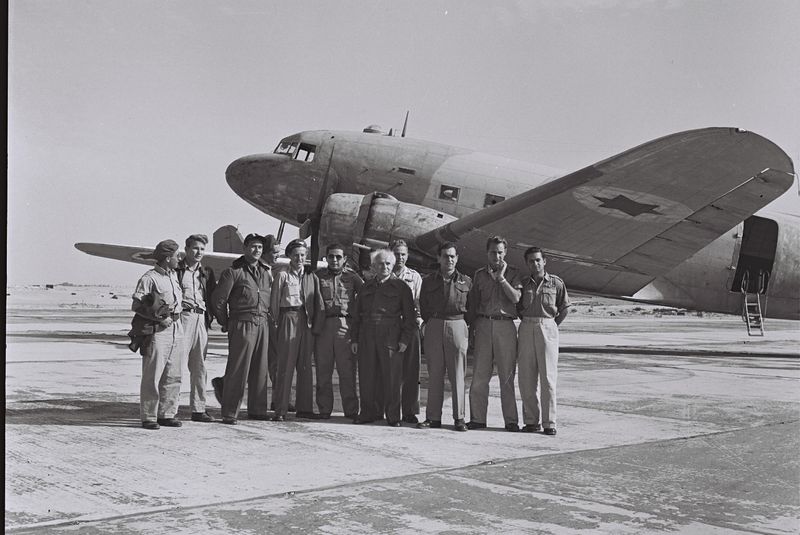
[592,194,662,217]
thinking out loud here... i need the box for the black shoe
[454,419,468,432]
[156,418,182,427]
[248,413,270,421]
[318,413,331,420]
[211,377,224,405]
[544,428,557,436]
[271,414,286,422]
[353,417,374,424]
[402,414,419,424]
[288,403,296,413]
[344,413,359,419]
[295,411,318,419]
[388,421,401,427]
[466,421,486,430]
[191,412,215,423]
[416,419,441,429]
[522,424,542,433]
[142,421,160,430]
[505,423,520,432]
[222,417,238,425]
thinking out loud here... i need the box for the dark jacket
[175,260,216,328]
[128,293,171,355]
[419,270,473,324]
[212,256,273,325]
[350,276,416,349]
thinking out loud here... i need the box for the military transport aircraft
[76,124,798,333]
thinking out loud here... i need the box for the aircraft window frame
[484,194,505,207]
[274,141,299,156]
[295,143,316,163]
[438,185,460,202]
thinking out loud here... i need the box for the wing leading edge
[413,128,795,296]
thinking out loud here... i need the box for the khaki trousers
[423,318,468,422]
[314,316,359,417]
[180,311,208,413]
[140,321,183,422]
[469,318,519,425]
[274,309,314,416]
[222,319,269,419]
[517,317,559,428]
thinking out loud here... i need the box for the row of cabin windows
[439,185,505,207]
[274,141,316,162]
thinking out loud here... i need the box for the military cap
[145,239,180,260]
[243,233,265,246]
[285,239,307,255]
[185,234,208,247]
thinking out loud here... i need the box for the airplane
[76,123,798,334]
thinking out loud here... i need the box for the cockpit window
[274,141,298,156]
[295,143,316,162]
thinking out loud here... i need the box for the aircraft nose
[225,153,278,196]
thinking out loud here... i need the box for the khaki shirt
[178,263,206,311]
[133,265,182,315]
[393,266,422,316]
[274,266,305,308]
[469,265,523,318]
[316,267,364,317]
[518,272,570,319]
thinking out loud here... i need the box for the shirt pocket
[542,287,557,310]
[454,281,470,309]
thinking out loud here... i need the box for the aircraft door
[730,216,778,294]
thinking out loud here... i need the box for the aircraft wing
[413,128,795,295]
[74,243,240,276]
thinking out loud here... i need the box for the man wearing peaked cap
[175,234,216,423]
[132,239,184,430]
[211,233,273,424]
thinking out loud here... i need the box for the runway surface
[6,285,800,534]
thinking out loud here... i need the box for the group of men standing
[131,233,569,436]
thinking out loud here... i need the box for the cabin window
[274,141,298,156]
[295,143,316,162]
[484,194,505,207]
[438,185,460,202]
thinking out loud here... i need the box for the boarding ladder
[741,270,767,336]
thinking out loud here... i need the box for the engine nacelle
[319,192,457,271]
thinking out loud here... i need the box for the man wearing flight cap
[270,238,323,421]
[175,234,216,423]
[211,233,273,424]
[132,239,184,430]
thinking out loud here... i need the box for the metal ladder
[741,270,767,336]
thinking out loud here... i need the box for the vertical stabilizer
[213,225,244,253]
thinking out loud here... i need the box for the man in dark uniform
[270,239,323,421]
[517,247,570,436]
[175,234,216,423]
[211,233,272,424]
[350,249,416,426]
[313,243,363,419]
[416,242,472,432]
[132,239,184,430]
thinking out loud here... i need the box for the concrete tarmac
[5,286,800,534]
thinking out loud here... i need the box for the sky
[8,0,800,285]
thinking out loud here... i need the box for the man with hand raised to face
[349,249,416,426]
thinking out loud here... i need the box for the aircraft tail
[213,225,244,253]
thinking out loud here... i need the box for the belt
[183,306,205,314]
[479,314,516,321]
[431,314,464,320]
[326,313,350,318]
[169,312,181,321]
[521,316,554,323]
[281,306,303,312]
